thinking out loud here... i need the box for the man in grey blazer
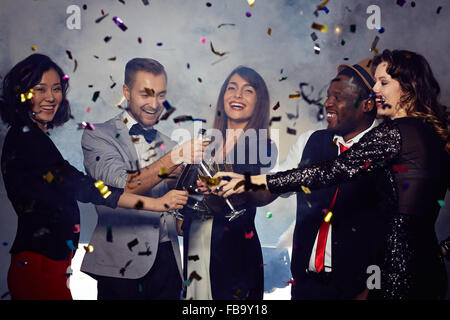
[80,58,204,299]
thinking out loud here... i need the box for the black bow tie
[129,123,157,143]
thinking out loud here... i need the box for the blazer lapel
[114,112,140,170]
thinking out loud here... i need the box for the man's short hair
[124,58,167,88]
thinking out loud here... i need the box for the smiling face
[29,68,63,126]
[223,73,257,129]
[123,71,166,128]
[373,62,406,119]
[324,75,369,141]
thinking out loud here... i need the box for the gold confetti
[301,186,311,194]
[247,0,255,6]
[199,175,222,186]
[289,91,301,99]
[324,211,333,223]
[31,45,37,51]
[144,87,155,97]
[94,180,112,199]
[43,171,54,183]
[317,0,329,9]
[83,245,94,253]
[267,27,272,36]
[311,22,328,32]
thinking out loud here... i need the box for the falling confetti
[73,59,78,72]
[95,13,109,23]
[311,22,328,32]
[199,175,221,186]
[245,231,254,239]
[324,210,333,222]
[210,41,228,56]
[92,91,100,102]
[266,212,272,219]
[314,43,321,54]
[286,127,297,135]
[310,32,318,41]
[437,6,442,14]
[66,240,77,250]
[94,180,112,199]
[269,116,281,126]
[112,16,128,31]
[288,92,301,99]
[66,50,73,60]
[106,226,113,242]
[396,0,406,7]
[31,45,37,51]
[73,224,80,234]
[245,11,252,17]
[272,102,280,110]
[438,200,445,207]
[127,238,139,251]
[350,24,356,33]
[247,0,255,6]
[267,27,272,35]
[188,255,200,261]
[370,36,380,53]
[43,171,54,183]
[217,23,236,28]
[84,245,94,253]
[301,186,311,194]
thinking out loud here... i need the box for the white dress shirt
[124,112,170,243]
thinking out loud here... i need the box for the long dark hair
[0,54,71,128]
[372,49,449,153]
[212,66,270,140]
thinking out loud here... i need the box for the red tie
[314,142,349,273]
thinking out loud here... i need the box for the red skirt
[8,251,73,300]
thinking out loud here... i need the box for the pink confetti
[200,37,206,44]
[86,107,91,113]
[159,143,166,151]
[73,224,80,234]
[244,231,254,239]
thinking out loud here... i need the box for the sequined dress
[267,117,449,299]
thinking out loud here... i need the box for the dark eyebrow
[227,81,254,89]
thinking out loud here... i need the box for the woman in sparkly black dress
[215,50,449,299]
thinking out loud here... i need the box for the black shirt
[1,122,123,261]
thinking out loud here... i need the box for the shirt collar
[333,119,379,148]
[123,111,154,132]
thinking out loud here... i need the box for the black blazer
[291,129,386,299]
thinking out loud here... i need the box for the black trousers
[292,271,340,300]
[96,242,182,300]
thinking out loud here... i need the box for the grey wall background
[0,0,449,299]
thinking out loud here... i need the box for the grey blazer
[80,111,182,280]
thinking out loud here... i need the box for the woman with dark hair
[216,50,449,299]
[181,66,277,300]
[0,54,188,300]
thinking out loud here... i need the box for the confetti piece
[311,22,327,32]
[378,27,385,33]
[144,87,155,96]
[438,200,445,208]
[73,224,80,234]
[370,36,380,52]
[84,245,94,253]
[363,161,371,170]
[135,200,144,209]
[245,231,254,239]
[66,50,73,60]
[142,0,150,5]
[286,279,296,285]
[266,212,272,219]
[108,57,117,61]
[174,115,193,123]
[301,186,311,194]
[437,6,442,14]
[62,74,70,82]
[350,24,356,33]
[73,59,78,72]
[324,211,333,222]
[66,240,77,250]
[317,0,329,9]
[94,180,112,199]
[120,260,133,276]
[86,107,91,113]
[269,116,281,126]
[217,23,236,28]
[156,42,163,46]
[188,255,200,261]
[78,122,95,130]
[289,92,301,99]
[341,39,346,46]
[43,171,54,183]
[199,175,221,186]
[200,37,206,44]
[310,32,318,41]
[287,127,297,135]
[206,2,212,7]
[160,106,176,121]
[92,91,100,102]
[112,16,128,31]
[267,27,272,35]
[138,284,143,292]
[272,101,280,110]
[318,6,329,14]
[314,43,321,54]
[197,77,202,83]
[188,271,202,282]
[138,37,142,43]
[106,226,113,242]
[2,242,8,246]
[247,0,255,6]
[396,0,406,7]
[95,13,109,23]
[245,11,252,17]
[210,41,228,56]
[127,238,139,251]
[31,45,37,51]
[138,247,152,256]
[279,76,288,82]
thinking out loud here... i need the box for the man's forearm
[125,150,180,194]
